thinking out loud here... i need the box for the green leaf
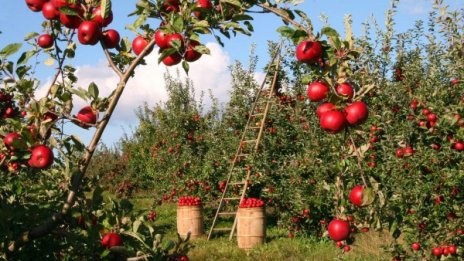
[133,220,142,233]
[321,26,340,39]
[182,60,189,74]
[59,6,79,16]
[88,82,99,99]
[277,26,295,38]
[100,0,112,19]
[157,48,177,64]
[193,45,210,55]
[221,0,241,7]
[362,187,375,206]
[172,16,184,33]
[0,43,22,58]
[44,58,55,66]
[232,14,253,21]
[24,32,39,41]
[17,50,37,65]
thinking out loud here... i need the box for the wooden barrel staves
[176,205,204,239]
[237,207,266,249]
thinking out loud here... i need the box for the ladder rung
[213,227,233,231]
[237,154,250,157]
[231,181,246,185]
[224,197,241,200]
[243,139,257,143]
[252,113,264,117]
[218,212,237,215]
[249,126,260,129]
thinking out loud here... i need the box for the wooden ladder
[207,43,283,241]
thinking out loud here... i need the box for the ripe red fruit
[432,247,442,257]
[38,34,54,49]
[316,103,336,118]
[184,41,202,62]
[395,148,404,158]
[403,146,414,156]
[411,242,421,251]
[77,21,102,45]
[344,101,368,125]
[132,36,150,55]
[77,106,97,126]
[155,29,169,49]
[28,145,54,169]
[336,83,354,100]
[336,241,344,248]
[162,52,182,66]
[101,233,123,249]
[60,8,83,29]
[102,29,120,49]
[307,82,329,102]
[327,219,350,241]
[448,245,457,255]
[453,141,464,151]
[295,40,323,64]
[431,143,440,150]
[193,0,213,18]
[422,108,430,116]
[344,245,351,252]
[42,1,59,20]
[92,6,113,27]
[25,0,48,12]
[166,33,184,49]
[320,110,346,133]
[3,132,22,150]
[349,185,364,207]
[51,0,71,8]
[427,113,437,122]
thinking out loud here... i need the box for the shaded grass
[131,202,392,261]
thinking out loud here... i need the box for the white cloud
[398,0,430,15]
[36,42,234,127]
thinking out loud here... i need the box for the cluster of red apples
[239,197,265,208]
[177,196,202,206]
[26,0,204,66]
[295,40,369,133]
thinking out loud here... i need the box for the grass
[126,198,392,261]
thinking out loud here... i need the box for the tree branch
[7,37,158,253]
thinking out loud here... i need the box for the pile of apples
[25,0,204,66]
[239,197,265,208]
[177,196,202,206]
[295,40,369,133]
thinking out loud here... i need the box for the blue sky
[0,0,461,146]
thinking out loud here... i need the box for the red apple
[132,36,151,55]
[403,146,414,156]
[307,81,329,102]
[453,141,464,151]
[327,219,350,241]
[319,110,346,133]
[295,40,323,64]
[411,242,421,251]
[316,103,336,118]
[28,145,54,169]
[42,1,59,20]
[92,6,113,27]
[349,185,364,207]
[432,247,442,257]
[102,29,120,49]
[166,33,184,49]
[336,83,354,100]
[184,40,202,62]
[59,8,83,29]
[395,148,404,158]
[101,233,123,248]
[344,101,368,125]
[3,132,22,150]
[77,106,97,126]
[38,34,54,49]
[162,52,182,66]
[193,0,213,18]
[25,0,48,12]
[155,29,169,49]
[77,21,102,45]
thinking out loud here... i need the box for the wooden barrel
[237,207,266,249]
[176,205,204,239]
